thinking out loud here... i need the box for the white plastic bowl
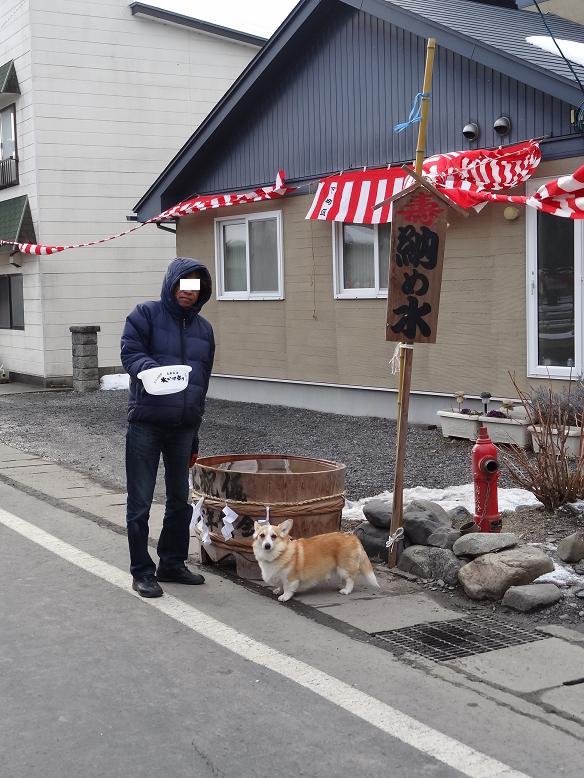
[137,364,192,395]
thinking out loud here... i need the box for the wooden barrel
[192,454,346,578]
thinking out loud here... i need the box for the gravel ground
[1,388,583,627]
[0,389,483,500]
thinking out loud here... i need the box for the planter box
[437,410,481,440]
[529,425,582,458]
[479,415,530,447]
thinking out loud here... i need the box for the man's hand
[189,453,198,468]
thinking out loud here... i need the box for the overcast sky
[151,1,300,38]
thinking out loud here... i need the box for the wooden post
[387,38,436,567]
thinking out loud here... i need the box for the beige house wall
[176,155,584,402]
[525,1,583,25]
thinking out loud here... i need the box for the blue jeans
[125,421,196,578]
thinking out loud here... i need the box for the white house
[0,0,264,385]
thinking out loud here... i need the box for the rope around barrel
[191,490,346,518]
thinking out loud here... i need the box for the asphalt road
[2,479,584,778]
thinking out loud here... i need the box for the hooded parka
[121,258,214,428]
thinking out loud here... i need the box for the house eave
[128,2,268,48]
[133,0,324,219]
[134,0,584,222]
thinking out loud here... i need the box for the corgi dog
[252,518,379,602]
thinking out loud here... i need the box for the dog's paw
[272,586,283,596]
[278,592,293,602]
[339,585,354,595]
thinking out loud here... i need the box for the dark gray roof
[135,0,584,218]
[380,0,584,93]
[129,2,267,48]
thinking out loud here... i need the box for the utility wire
[531,0,584,97]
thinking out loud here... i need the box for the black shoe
[156,563,205,585]
[132,575,163,598]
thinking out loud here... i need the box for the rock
[560,614,571,621]
[502,584,562,612]
[575,589,584,600]
[557,532,584,563]
[458,547,554,601]
[427,527,461,549]
[452,532,518,558]
[397,545,464,585]
[403,500,451,545]
[448,505,473,525]
[363,498,392,530]
[574,564,584,575]
[354,522,390,563]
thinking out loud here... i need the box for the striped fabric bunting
[0,171,295,256]
[422,139,542,210]
[305,168,408,224]
[305,140,543,223]
[468,165,584,217]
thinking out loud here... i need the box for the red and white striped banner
[305,140,543,223]
[422,139,542,210]
[305,168,408,224]
[0,171,295,256]
[468,164,584,217]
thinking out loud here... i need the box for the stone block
[73,367,99,381]
[71,344,98,357]
[72,356,98,369]
[557,532,584,563]
[502,583,562,612]
[69,325,101,334]
[71,333,99,346]
[403,499,451,545]
[72,380,99,393]
[458,546,554,600]
[363,498,392,529]
[452,532,518,558]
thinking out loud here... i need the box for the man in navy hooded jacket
[121,257,214,598]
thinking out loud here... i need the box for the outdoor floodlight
[462,122,480,141]
[493,116,511,136]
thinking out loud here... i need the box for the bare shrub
[501,374,584,510]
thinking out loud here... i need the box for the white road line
[0,507,530,778]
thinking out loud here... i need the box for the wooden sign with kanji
[386,185,449,344]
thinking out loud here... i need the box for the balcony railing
[0,157,18,190]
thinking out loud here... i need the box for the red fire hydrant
[472,426,502,533]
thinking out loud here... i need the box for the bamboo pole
[388,38,436,568]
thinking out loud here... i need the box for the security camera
[493,116,511,136]
[462,122,479,142]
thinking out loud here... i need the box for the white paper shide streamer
[190,496,212,546]
[221,504,239,541]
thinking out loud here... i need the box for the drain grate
[373,615,547,662]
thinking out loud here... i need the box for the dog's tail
[359,545,380,589]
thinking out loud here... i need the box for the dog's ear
[252,521,261,539]
[279,518,293,536]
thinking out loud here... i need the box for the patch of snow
[343,483,542,522]
[526,36,584,68]
[534,562,583,589]
[566,500,584,514]
[100,373,130,391]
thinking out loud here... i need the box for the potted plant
[437,392,482,440]
[478,400,531,447]
[526,382,584,458]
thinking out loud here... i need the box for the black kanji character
[401,269,429,296]
[396,225,439,269]
[391,296,432,340]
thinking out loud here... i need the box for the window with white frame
[333,222,390,297]
[0,105,16,160]
[526,182,583,377]
[215,211,283,300]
